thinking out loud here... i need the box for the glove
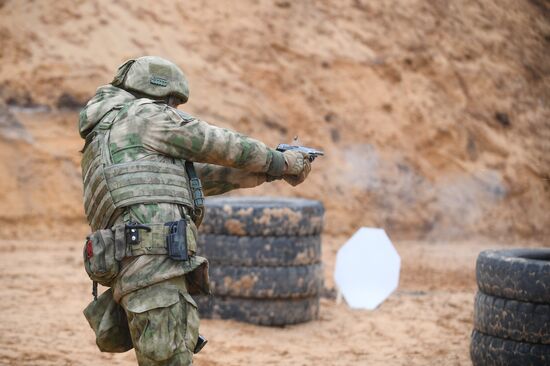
[282,150,312,186]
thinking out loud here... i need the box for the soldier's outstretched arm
[145,107,284,176]
[142,105,311,184]
[194,163,268,196]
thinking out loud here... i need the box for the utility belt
[83,217,198,294]
[122,220,197,259]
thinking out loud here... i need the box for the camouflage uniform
[80,57,310,365]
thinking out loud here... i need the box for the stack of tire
[471,249,550,366]
[195,197,324,326]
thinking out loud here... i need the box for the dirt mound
[0,0,548,240]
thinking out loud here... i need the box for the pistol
[276,144,325,162]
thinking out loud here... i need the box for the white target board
[334,227,401,309]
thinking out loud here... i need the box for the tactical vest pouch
[165,219,189,261]
[83,288,133,353]
[83,229,119,287]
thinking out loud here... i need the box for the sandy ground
[1,0,549,241]
[1,237,537,366]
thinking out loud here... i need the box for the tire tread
[476,249,550,303]
[474,292,550,344]
[470,330,550,366]
[194,295,320,326]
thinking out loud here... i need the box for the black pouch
[165,219,188,261]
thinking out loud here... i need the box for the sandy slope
[1,237,525,366]
[0,0,548,241]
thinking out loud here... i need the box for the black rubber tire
[197,234,321,267]
[199,197,324,237]
[476,249,550,303]
[470,330,550,366]
[207,263,323,299]
[474,292,550,344]
[194,295,320,326]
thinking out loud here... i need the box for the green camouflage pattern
[80,82,291,363]
[79,84,134,138]
[112,56,190,103]
[83,288,133,353]
[194,163,270,195]
[80,84,283,298]
[83,229,119,286]
[82,134,196,230]
[120,277,198,365]
[80,84,282,196]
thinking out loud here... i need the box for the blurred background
[1,0,548,241]
[0,1,548,365]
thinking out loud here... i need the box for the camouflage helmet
[111,56,189,103]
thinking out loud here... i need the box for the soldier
[79,56,312,365]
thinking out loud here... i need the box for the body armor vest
[81,102,200,231]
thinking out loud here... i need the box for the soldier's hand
[282,150,312,186]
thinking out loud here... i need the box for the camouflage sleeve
[141,106,285,175]
[194,163,268,196]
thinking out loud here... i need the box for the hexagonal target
[334,227,401,309]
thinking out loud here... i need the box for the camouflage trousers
[120,276,200,366]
